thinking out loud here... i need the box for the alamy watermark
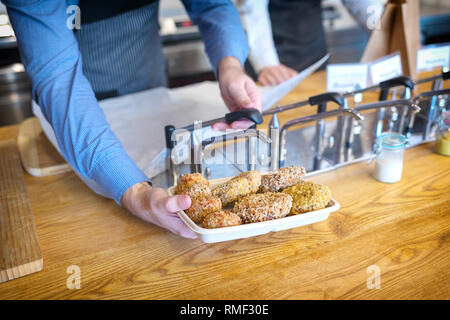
[366,265,381,290]
[66,5,81,30]
[66,265,81,289]
[366,4,382,31]
[170,123,274,167]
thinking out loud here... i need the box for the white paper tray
[167,176,340,243]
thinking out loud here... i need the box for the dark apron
[268,0,328,72]
[74,0,166,100]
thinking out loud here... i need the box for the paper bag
[361,0,421,79]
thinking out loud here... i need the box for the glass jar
[372,132,406,183]
[434,111,450,156]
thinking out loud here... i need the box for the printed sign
[416,44,450,71]
[369,52,403,85]
[326,63,369,92]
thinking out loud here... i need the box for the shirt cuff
[91,153,150,206]
[208,39,249,75]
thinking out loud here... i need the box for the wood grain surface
[0,70,448,299]
[17,117,71,177]
[0,140,43,283]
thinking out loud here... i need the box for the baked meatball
[233,192,293,223]
[259,166,306,193]
[282,181,331,214]
[201,211,242,229]
[212,170,261,206]
[175,173,210,199]
[185,195,222,224]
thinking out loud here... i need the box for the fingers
[258,65,298,86]
[259,68,279,86]
[245,80,262,112]
[214,76,262,131]
[230,119,255,129]
[165,213,198,239]
[228,80,261,129]
[151,190,191,214]
[212,120,254,131]
[161,196,197,239]
[164,194,191,212]
[281,65,298,78]
[127,187,197,239]
[151,193,197,239]
[259,71,277,86]
[160,197,198,239]
[227,81,253,109]
[271,69,285,84]
[211,120,231,131]
[225,75,260,111]
[277,67,291,81]
[218,63,263,130]
[288,68,298,77]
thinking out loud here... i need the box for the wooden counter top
[0,71,449,299]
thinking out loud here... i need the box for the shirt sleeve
[181,0,249,72]
[3,0,149,205]
[234,0,280,73]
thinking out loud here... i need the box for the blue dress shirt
[2,0,249,204]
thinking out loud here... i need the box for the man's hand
[214,56,262,131]
[258,64,298,86]
[121,182,197,239]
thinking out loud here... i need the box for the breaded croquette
[185,195,222,224]
[175,173,210,199]
[233,192,293,223]
[212,170,261,206]
[259,166,306,193]
[282,181,331,214]
[202,211,242,229]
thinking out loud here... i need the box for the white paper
[369,52,403,85]
[417,44,450,71]
[326,63,369,92]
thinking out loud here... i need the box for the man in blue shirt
[4,0,261,239]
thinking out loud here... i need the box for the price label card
[417,44,450,71]
[369,53,403,85]
[326,63,369,92]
